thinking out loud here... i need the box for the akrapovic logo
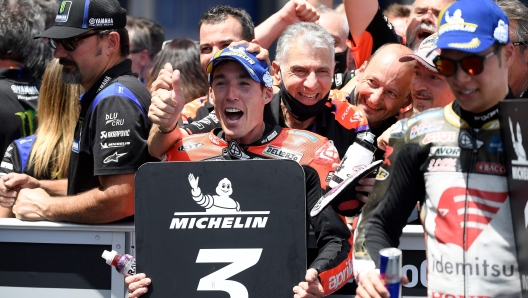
[100,130,130,139]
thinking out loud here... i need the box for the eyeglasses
[433,50,496,77]
[49,31,100,51]
[513,41,527,47]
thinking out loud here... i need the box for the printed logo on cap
[439,9,478,35]
[55,1,72,23]
[494,20,509,44]
[448,37,481,50]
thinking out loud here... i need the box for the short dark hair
[140,18,165,58]
[199,5,255,42]
[126,16,165,58]
[99,27,130,57]
[0,0,44,63]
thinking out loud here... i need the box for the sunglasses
[433,50,496,77]
[49,31,100,51]
[513,41,527,47]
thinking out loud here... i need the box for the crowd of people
[0,0,527,297]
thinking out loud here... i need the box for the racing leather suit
[165,124,358,295]
[353,101,521,297]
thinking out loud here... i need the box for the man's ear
[272,61,281,85]
[502,43,515,68]
[263,86,273,105]
[105,31,121,56]
[355,60,368,80]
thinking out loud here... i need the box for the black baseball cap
[35,0,127,39]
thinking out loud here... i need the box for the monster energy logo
[59,1,66,13]
[56,1,71,22]
[15,109,36,137]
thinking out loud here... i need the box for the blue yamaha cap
[206,46,273,88]
[436,0,509,53]
[35,0,127,39]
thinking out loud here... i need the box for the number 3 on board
[196,248,263,298]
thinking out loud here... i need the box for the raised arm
[255,0,319,49]
[344,0,379,45]
[147,63,188,159]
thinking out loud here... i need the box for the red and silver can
[379,248,402,298]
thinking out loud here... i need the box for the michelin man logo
[494,20,509,44]
[509,117,528,165]
[445,9,464,23]
[188,174,241,213]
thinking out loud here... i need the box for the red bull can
[379,248,402,298]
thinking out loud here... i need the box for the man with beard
[400,33,454,115]
[343,0,455,69]
[377,33,455,150]
[5,0,155,223]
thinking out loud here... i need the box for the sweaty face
[412,62,454,112]
[216,178,233,196]
[199,16,244,74]
[355,50,413,127]
[443,46,512,113]
[277,40,334,106]
[210,61,272,144]
[406,0,454,50]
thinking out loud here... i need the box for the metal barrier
[0,218,134,298]
[0,218,425,298]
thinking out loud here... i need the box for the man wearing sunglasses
[353,0,521,297]
[5,0,155,224]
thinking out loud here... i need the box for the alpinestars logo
[169,174,269,229]
[435,187,508,250]
[227,141,249,159]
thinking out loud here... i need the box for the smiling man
[354,0,520,297]
[400,33,454,113]
[350,43,414,156]
[126,45,358,298]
